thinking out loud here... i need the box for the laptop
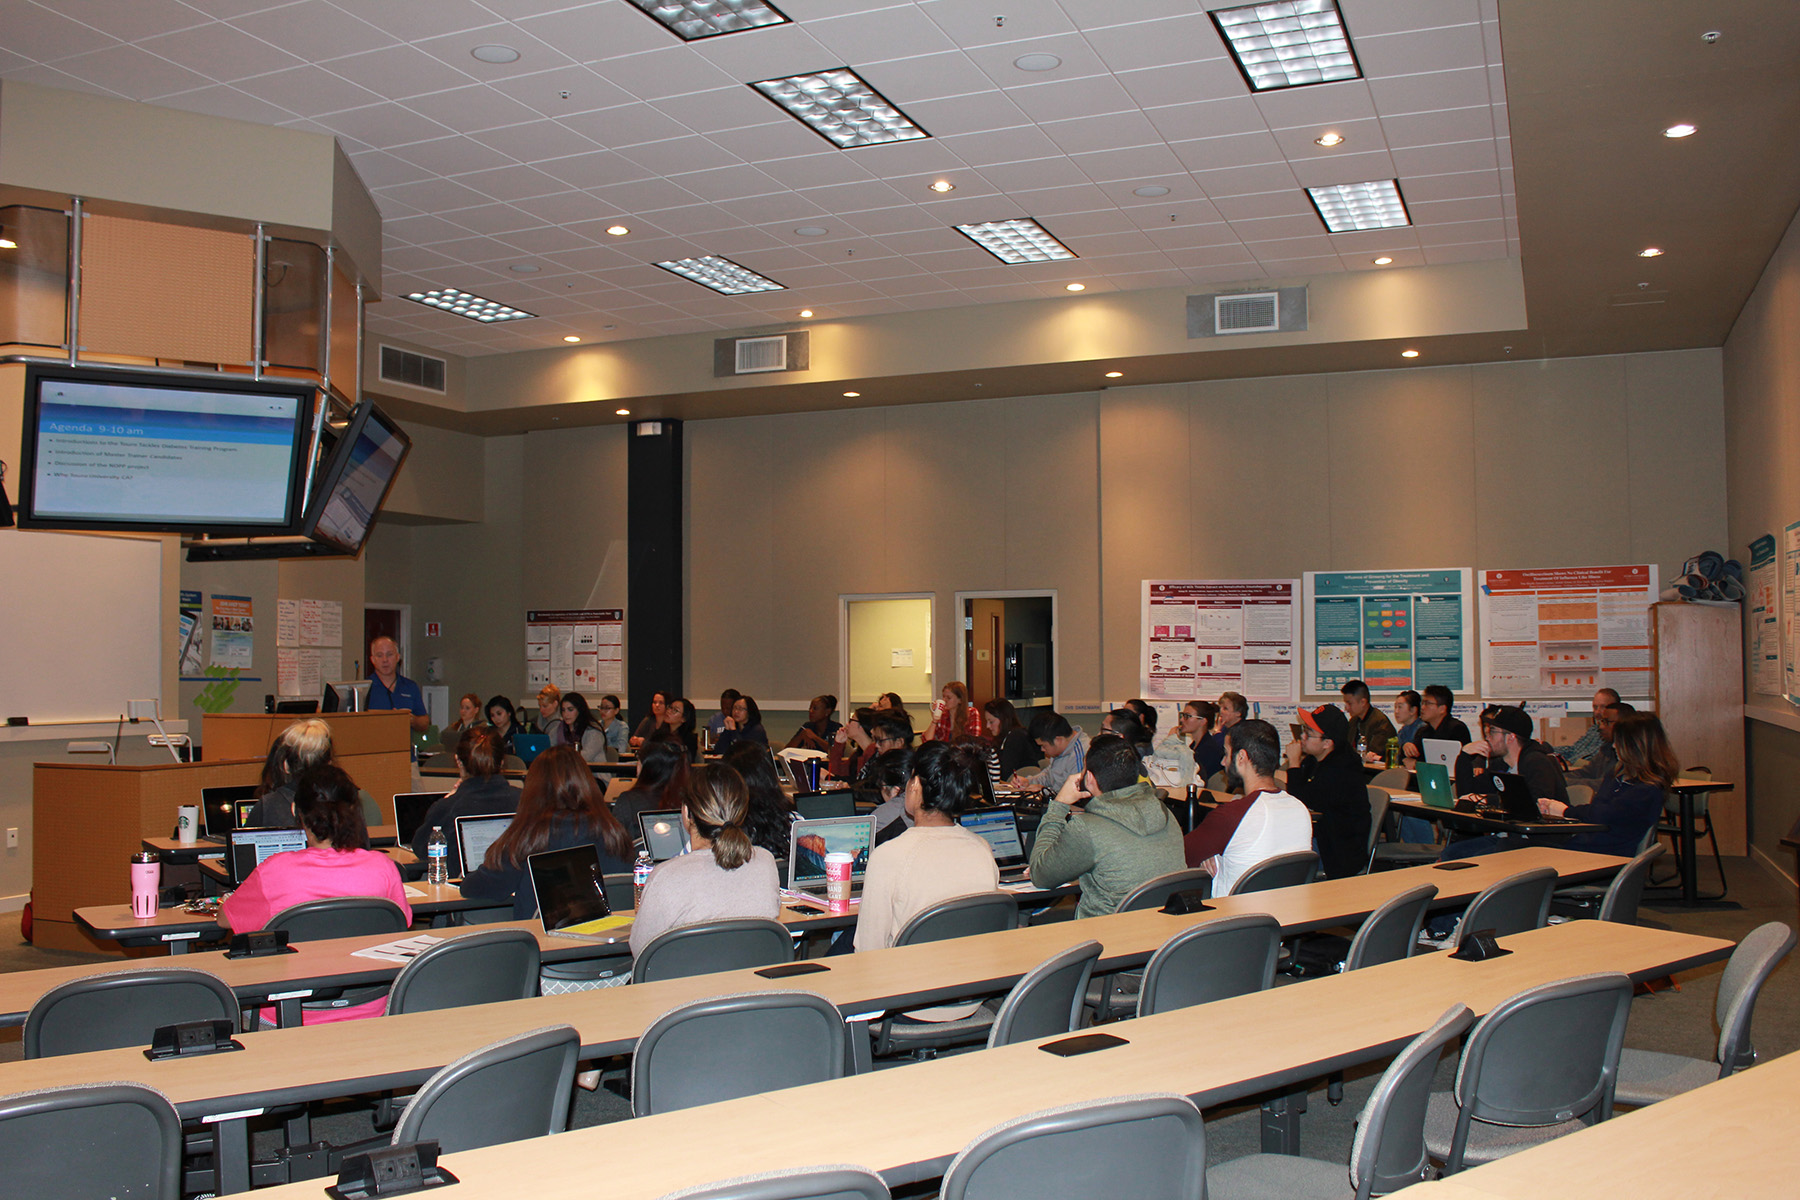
[637,810,689,862]
[233,799,261,828]
[200,784,261,840]
[1486,774,1574,825]
[225,826,308,886]
[1420,738,1461,769]
[1415,762,1455,809]
[393,791,448,845]
[959,806,1031,880]
[794,792,856,820]
[526,844,629,942]
[454,814,514,878]
[786,814,875,896]
[513,733,550,765]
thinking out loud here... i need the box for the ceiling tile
[506,190,611,225]
[470,118,602,162]
[1416,218,1506,246]
[1233,214,1331,242]
[977,156,1090,192]
[1116,59,1248,109]
[756,149,875,190]
[1040,110,1162,156]
[1356,23,1489,77]
[440,202,545,235]
[1287,149,1398,187]
[591,46,738,101]
[1000,73,1137,125]
[496,223,597,253]
[1068,143,1188,183]
[231,1,397,63]
[388,134,517,175]
[808,6,959,63]
[378,176,493,213]
[2,3,119,60]
[1082,12,1224,73]
[1211,190,1316,221]
[1341,0,1483,38]
[666,162,783,202]
[1145,96,1264,143]
[323,102,455,149]
[458,161,592,200]
[513,4,670,63]
[322,43,474,100]
[383,212,481,245]
[708,119,838,165]
[1367,66,1494,117]
[585,175,705,213]
[1049,209,1157,238]
[1006,182,1113,216]
[141,19,303,79]
[1424,241,1506,264]
[823,206,936,236]
[1269,118,1384,160]
[616,134,742,177]
[1390,139,1498,176]
[560,102,691,149]
[794,178,911,213]
[346,148,438,189]
[1144,221,1244,250]
[902,91,1031,138]
[56,0,208,41]
[936,125,1062,165]
[652,86,775,136]
[1170,131,1288,173]
[1378,106,1499,149]
[347,0,501,42]
[158,82,296,124]
[235,63,383,115]
[1187,161,1302,198]
[859,50,994,104]
[403,83,545,133]
[920,0,1077,48]
[485,64,635,117]
[1251,79,1378,130]
[50,43,212,98]
[1410,194,1505,224]
[1395,169,1499,202]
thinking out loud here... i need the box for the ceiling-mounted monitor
[17,364,317,537]
[299,399,411,556]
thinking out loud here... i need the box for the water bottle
[426,826,448,886]
[1357,735,1368,761]
[633,850,653,910]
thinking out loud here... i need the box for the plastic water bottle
[633,850,653,910]
[426,826,448,886]
[1357,735,1368,760]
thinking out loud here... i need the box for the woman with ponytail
[627,762,781,957]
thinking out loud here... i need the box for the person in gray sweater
[628,762,780,958]
[1028,733,1186,919]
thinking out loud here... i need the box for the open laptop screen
[454,815,513,877]
[226,826,307,886]
[788,815,875,890]
[527,844,610,931]
[393,791,447,845]
[958,807,1027,867]
[201,784,261,838]
[638,810,688,862]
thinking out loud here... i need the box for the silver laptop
[786,814,875,895]
[1420,737,1461,769]
[526,844,622,942]
[959,806,1030,880]
[637,809,689,862]
[453,814,513,878]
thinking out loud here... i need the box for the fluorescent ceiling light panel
[1212,0,1362,91]
[626,0,789,39]
[954,219,1076,264]
[654,255,785,294]
[1305,180,1410,232]
[404,287,536,322]
[751,68,928,149]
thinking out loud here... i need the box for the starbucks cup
[131,850,161,919]
[824,852,854,913]
[175,805,200,845]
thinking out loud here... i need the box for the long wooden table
[233,921,1733,1200]
[1387,795,1607,837]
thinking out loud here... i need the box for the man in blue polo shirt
[367,635,429,734]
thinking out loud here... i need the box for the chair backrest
[658,1165,891,1200]
[1348,1004,1475,1200]
[499,754,527,772]
[893,892,1017,947]
[1344,885,1438,972]
[388,929,541,1015]
[987,940,1103,1049]
[606,777,635,803]
[1368,768,1409,790]
[1447,972,1633,1173]
[1204,770,1231,792]
[1597,845,1666,925]
[265,896,410,941]
[633,991,846,1117]
[24,967,239,1059]
[939,1093,1206,1200]
[393,1025,579,1152]
[0,1081,183,1200]
[1714,921,1797,1076]
[1363,786,1391,870]
[631,918,794,984]
[1113,867,1214,914]
[1227,850,1320,896]
[1454,866,1556,946]
[1139,913,1281,1017]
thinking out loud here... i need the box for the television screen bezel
[298,398,411,555]
[16,364,319,537]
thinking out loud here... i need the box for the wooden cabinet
[1650,601,1746,854]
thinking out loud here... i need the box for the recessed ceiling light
[794,226,829,237]
[1306,180,1410,232]
[654,255,785,295]
[615,408,631,415]
[1014,53,1062,71]
[1638,247,1664,257]
[1663,123,1697,138]
[1373,255,1393,265]
[843,391,860,397]
[1401,349,1420,358]
[751,68,929,149]
[1212,0,1362,91]
[470,44,521,64]
[928,180,956,193]
[1315,131,1344,147]
[1105,371,1123,378]
[404,287,536,323]
[624,0,789,39]
[508,263,540,273]
[955,218,1077,264]
[799,309,814,318]
[1132,185,1171,198]
[1065,282,1085,292]
[605,225,629,236]
[563,335,581,343]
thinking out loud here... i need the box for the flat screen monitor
[300,399,411,555]
[17,364,316,536]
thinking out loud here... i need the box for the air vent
[736,335,787,373]
[378,345,446,393]
[714,331,809,377]
[1187,287,1308,338]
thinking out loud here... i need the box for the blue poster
[1305,569,1472,695]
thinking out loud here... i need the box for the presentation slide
[31,379,301,525]
[312,417,406,549]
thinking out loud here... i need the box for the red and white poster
[526,608,623,695]
[1479,564,1658,698]
[1141,580,1298,702]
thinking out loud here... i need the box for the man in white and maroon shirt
[1182,718,1312,895]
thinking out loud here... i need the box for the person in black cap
[1471,705,1569,809]
[1284,703,1372,878]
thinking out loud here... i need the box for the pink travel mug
[131,851,161,919]
[824,851,854,914]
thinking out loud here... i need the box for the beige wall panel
[384,422,486,524]
[279,553,365,681]
[520,424,629,614]
[687,417,777,699]
[80,215,254,365]
[1622,349,1727,572]
[1189,374,1335,578]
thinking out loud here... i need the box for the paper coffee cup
[824,851,853,911]
[176,805,200,845]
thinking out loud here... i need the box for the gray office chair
[1228,850,1320,895]
[267,896,410,1017]
[873,893,1018,1058]
[1209,1003,1475,1200]
[1367,768,1410,790]
[1320,884,1442,1106]
[1596,844,1665,924]
[387,929,541,1014]
[633,991,846,1117]
[0,1081,184,1200]
[1138,912,1281,1017]
[1423,971,1633,1172]
[1448,865,1556,949]
[939,1093,1207,1200]
[24,967,240,1058]
[1615,921,1796,1105]
[987,940,1103,1049]
[632,918,794,984]
[1361,786,1390,873]
[657,1165,891,1200]
[1085,867,1214,1023]
[1116,867,1215,913]
[392,1025,580,1152]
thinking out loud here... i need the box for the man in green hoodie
[1028,733,1187,919]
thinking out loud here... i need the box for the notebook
[1419,738,1461,769]
[526,844,630,942]
[959,806,1030,879]
[201,784,261,840]
[1415,762,1454,809]
[393,792,448,845]
[513,733,550,765]
[225,826,307,886]
[638,810,689,862]
[454,814,514,877]
[786,814,875,895]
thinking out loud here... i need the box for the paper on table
[351,934,444,963]
[403,885,428,898]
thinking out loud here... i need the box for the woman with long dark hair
[715,693,769,753]
[610,737,690,842]
[411,727,519,876]
[484,694,521,758]
[629,690,669,749]
[555,692,607,763]
[461,745,632,918]
[1538,713,1680,858]
[721,741,796,860]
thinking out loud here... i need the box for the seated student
[1392,690,1425,754]
[595,694,630,754]
[982,699,1037,785]
[860,747,915,846]
[1102,708,1154,758]
[1008,710,1088,794]
[460,745,633,919]
[483,694,522,758]
[411,727,520,876]
[785,694,842,751]
[705,689,742,741]
[721,741,797,861]
[629,763,780,957]
[1202,692,1247,782]
[1555,687,1621,768]
[222,765,411,1022]
[873,692,911,729]
[1401,684,1475,763]
[1537,713,1676,856]
[629,691,669,748]
[1465,705,1568,807]
[246,717,380,829]
[554,692,609,763]
[828,707,880,781]
[445,692,484,742]
[534,685,562,735]
[1123,698,1159,740]
[663,696,701,761]
[610,737,689,843]
[925,682,981,743]
[1150,701,1208,790]
[1183,720,1313,895]
[1452,705,1502,795]
[1283,704,1371,879]
[714,694,769,753]
[1340,678,1396,762]
[1029,734,1186,919]
[1565,701,1633,784]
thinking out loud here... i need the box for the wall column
[628,419,682,720]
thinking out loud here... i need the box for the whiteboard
[0,530,163,723]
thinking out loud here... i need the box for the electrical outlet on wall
[5,828,17,849]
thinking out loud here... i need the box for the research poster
[1304,569,1472,695]
[210,594,254,671]
[1785,521,1800,703]
[1478,565,1657,699]
[526,609,623,694]
[1749,535,1781,698]
[1141,580,1298,702]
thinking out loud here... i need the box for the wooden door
[968,599,1006,710]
